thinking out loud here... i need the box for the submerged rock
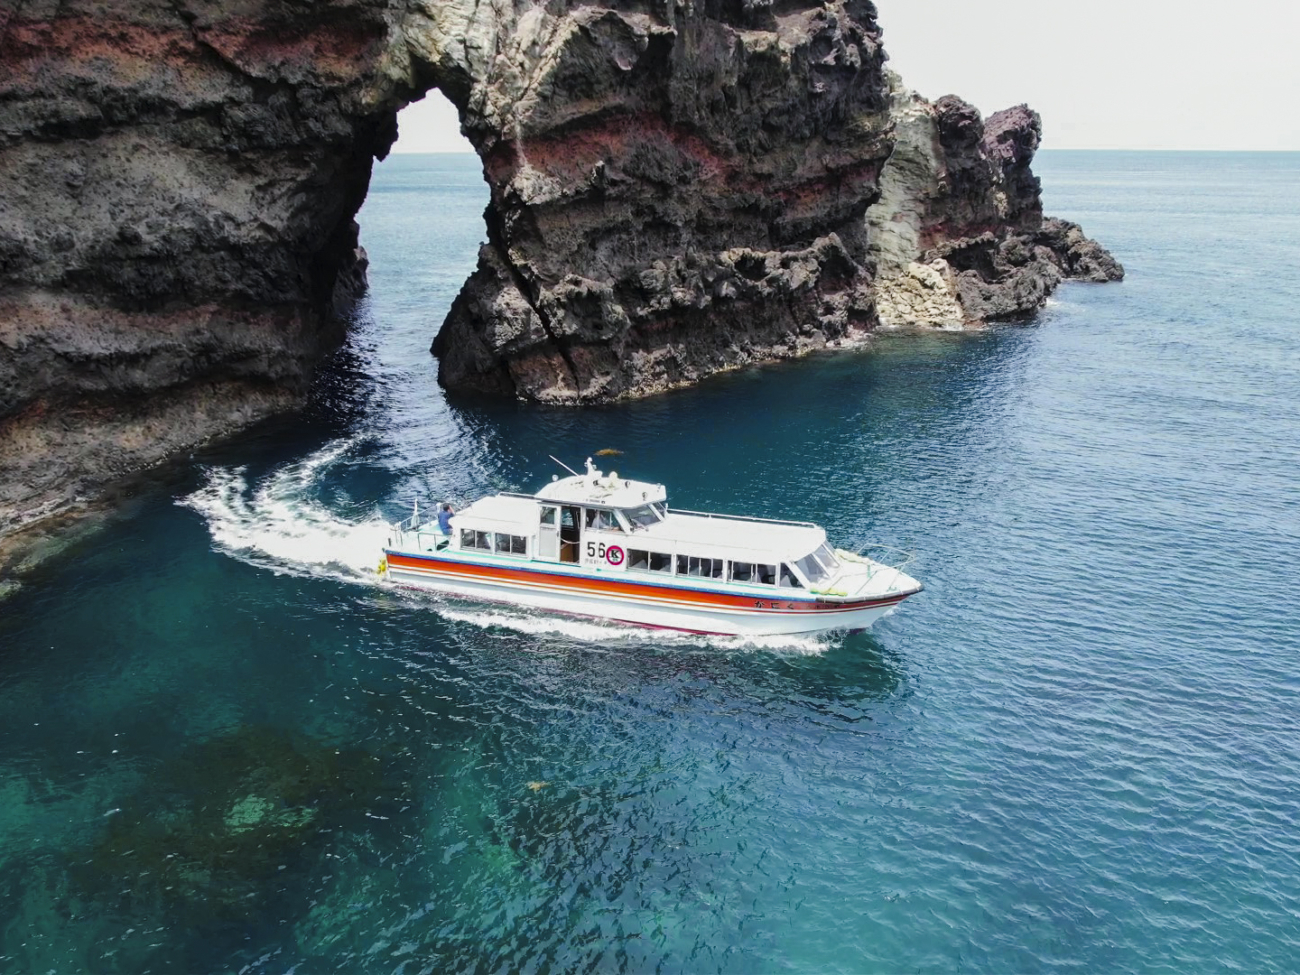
[60,725,401,967]
[223,793,317,834]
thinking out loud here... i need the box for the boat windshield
[623,504,663,529]
[795,544,838,585]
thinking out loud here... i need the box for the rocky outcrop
[0,0,403,540]
[0,0,1121,547]
[431,0,894,402]
[867,74,1123,329]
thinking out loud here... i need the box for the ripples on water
[1,152,1299,972]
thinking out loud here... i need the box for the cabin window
[624,504,662,529]
[628,549,672,572]
[730,561,753,583]
[779,563,803,588]
[585,509,623,532]
[461,529,493,552]
[495,533,527,556]
[756,563,777,585]
[676,556,723,579]
[540,507,557,526]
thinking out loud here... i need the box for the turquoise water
[2,151,1299,972]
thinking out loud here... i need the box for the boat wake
[180,440,834,654]
[180,439,388,587]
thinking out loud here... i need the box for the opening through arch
[347,89,490,424]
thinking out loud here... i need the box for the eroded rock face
[0,0,408,537]
[867,74,1123,329]
[0,0,1121,544]
[431,0,893,401]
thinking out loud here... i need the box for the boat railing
[388,512,445,554]
[668,508,820,530]
[835,543,917,592]
[392,511,427,534]
[392,492,475,535]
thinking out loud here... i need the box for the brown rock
[0,0,1121,549]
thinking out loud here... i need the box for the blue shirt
[437,509,453,535]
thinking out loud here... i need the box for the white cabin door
[538,505,559,560]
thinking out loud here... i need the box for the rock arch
[0,0,1118,543]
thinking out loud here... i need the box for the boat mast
[549,455,582,478]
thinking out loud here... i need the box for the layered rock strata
[432,0,895,402]
[0,0,1121,546]
[0,0,399,539]
[866,75,1123,329]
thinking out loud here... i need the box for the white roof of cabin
[455,463,829,563]
[631,512,825,562]
[534,471,667,508]
[455,494,538,529]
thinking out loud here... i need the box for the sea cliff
[0,0,1120,545]
[866,77,1122,330]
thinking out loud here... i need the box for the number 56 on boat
[380,459,922,636]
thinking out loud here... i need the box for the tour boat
[379,459,922,636]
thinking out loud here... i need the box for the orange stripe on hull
[385,552,908,615]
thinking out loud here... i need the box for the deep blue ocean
[2,151,1298,973]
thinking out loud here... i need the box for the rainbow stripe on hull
[383,550,913,636]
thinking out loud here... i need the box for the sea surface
[2,151,1299,973]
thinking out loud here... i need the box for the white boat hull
[384,554,912,636]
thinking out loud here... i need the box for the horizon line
[389,146,1300,155]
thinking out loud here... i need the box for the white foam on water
[182,442,833,655]
[180,439,388,586]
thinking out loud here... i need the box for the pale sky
[392,0,1300,153]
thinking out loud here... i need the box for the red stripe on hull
[385,551,911,615]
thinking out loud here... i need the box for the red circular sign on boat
[606,545,625,566]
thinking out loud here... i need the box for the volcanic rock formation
[0,0,1120,546]
[432,0,896,402]
[0,0,398,540]
[866,76,1123,329]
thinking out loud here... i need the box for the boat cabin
[395,460,843,592]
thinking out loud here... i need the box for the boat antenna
[549,455,581,477]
